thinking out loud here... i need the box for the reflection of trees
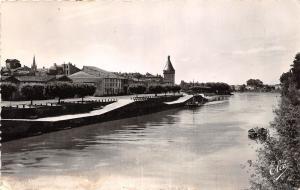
[249,53,300,189]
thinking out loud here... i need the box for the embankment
[1,95,193,142]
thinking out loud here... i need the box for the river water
[1,93,280,190]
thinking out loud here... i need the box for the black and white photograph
[0,1,300,189]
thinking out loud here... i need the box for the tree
[129,85,146,96]
[246,79,264,88]
[148,85,163,96]
[136,86,146,95]
[20,84,45,105]
[169,85,181,95]
[291,53,300,89]
[45,82,75,103]
[278,53,300,103]
[280,71,292,95]
[75,83,96,102]
[205,82,231,94]
[0,82,17,101]
[162,86,171,95]
[240,84,246,92]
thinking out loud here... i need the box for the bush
[0,82,17,101]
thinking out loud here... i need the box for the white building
[69,66,124,96]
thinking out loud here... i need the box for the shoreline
[1,95,194,142]
[1,94,232,142]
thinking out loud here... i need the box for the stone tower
[163,55,175,85]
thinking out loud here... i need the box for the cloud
[231,46,287,55]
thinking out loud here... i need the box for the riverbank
[1,94,198,142]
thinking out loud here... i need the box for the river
[1,93,280,190]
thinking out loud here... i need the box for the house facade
[70,66,124,96]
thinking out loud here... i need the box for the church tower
[163,55,175,85]
[31,55,37,72]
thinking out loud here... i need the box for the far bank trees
[181,81,231,95]
[246,79,264,87]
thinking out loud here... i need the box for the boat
[185,101,202,107]
[185,95,203,107]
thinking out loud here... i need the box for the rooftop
[163,55,175,73]
[83,66,124,79]
[69,71,98,78]
[15,75,56,82]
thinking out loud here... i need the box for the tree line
[180,81,232,95]
[1,82,96,104]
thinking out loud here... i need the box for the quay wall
[1,96,185,142]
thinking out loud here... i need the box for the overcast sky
[1,0,300,84]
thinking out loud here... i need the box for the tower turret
[163,55,175,85]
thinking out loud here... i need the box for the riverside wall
[1,95,187,142]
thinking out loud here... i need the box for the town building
[69,66,124,96]
[48,62,80,76]
[115,72,164,89]
[5,59,21,70]
[1,58,35,76]
[48,63,64,75]
[163,55,175,85]
[62,62,81,76]
[69,71,103,95]
[83,66,124,95]
[1,75,72,85]
[11,66,34,76]
[35,67,48,76]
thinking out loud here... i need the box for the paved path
[1,93,180,107]
[2,99,134,122]
[2,94,188,122]
[164,94,193,104]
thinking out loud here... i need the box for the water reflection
[1,93,280,189]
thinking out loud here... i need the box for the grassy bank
[249,53,300,189]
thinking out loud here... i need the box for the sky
[1,0,300,85]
